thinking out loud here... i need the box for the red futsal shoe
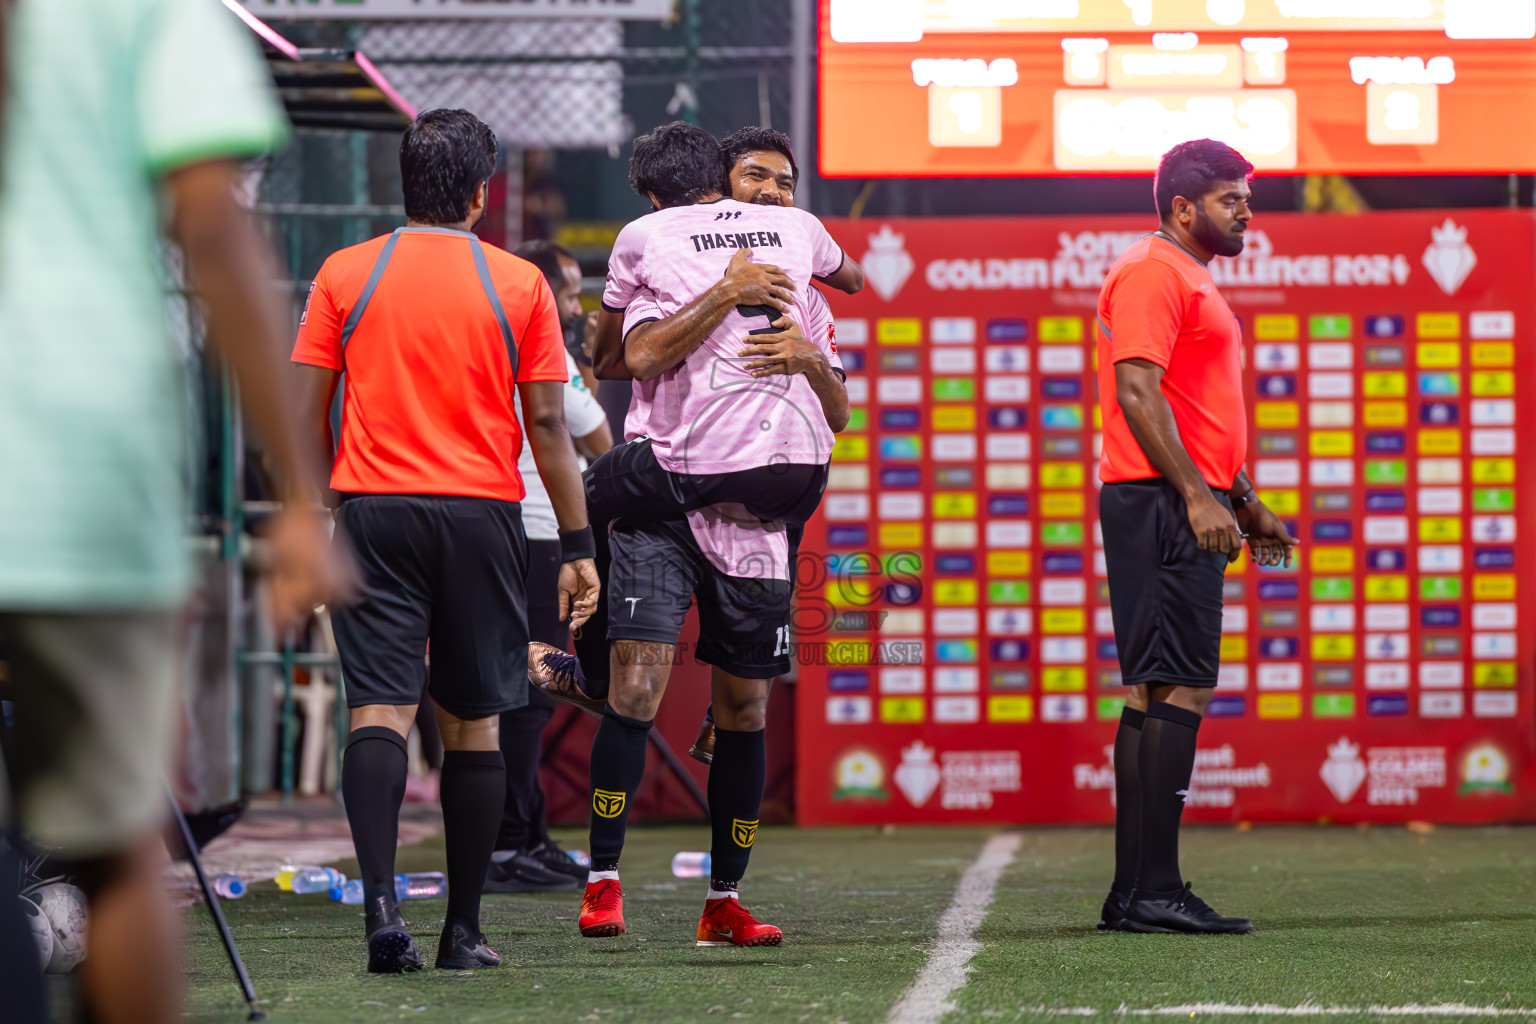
[579,878,626,937]
[695,896,783,947]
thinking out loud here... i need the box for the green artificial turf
[181,826,1536,1024]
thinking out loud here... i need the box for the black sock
[497,703,553,851]
[588,707,652,872]
[707,727,766,888]
[1112,707,1145,896]
[342,727,408,895]
[439,749,506,932]
[1137,701,1203,896]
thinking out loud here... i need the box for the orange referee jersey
[292,228,568,502]
[1096,234,1247,490]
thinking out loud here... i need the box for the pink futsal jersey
[603,198,847,475]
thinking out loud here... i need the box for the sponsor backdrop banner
[795,210,1536,825]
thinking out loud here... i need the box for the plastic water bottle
[289,866,345,894]
[566,849,592,869]
[671,852,711,878]
[332,879,364,905]
[274,865,297,891]
[213,873,246,900]
[397,872,445,900]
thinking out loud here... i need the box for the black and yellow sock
[707,727,767,887]
[341,727,408,896]
[1112,706,1145,896]
[588,707,652,872]
[1137,701,1203,897]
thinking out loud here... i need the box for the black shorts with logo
[333,494,530,718]
[1100,478,1231,689]
[607,517,792,681]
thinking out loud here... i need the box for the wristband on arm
[560,526,596,563]
[1230,487,1258,512]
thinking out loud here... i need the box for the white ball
[32,883,88,974]
[18,896,52,973]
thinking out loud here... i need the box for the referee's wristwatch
[1230,488,1258,513]
[560,526,596,563]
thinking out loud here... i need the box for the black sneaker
[530,644,606,714]
[1097,889,1131,931]
[365,890,423,973]
[528,841,588,882]
[484,850,579,893]
[1121,883,1253,935]
[435,919,501,970]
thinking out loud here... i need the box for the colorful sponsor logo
[986,318,1028,341]
[829,671,871,692]
[1257,373,1297,397]
[1421,606,1462,627]
[1259,580,1300,601]
[935,554,976,574]
[833,749,887,799]
[988,406,1028,429]
[1041,377,1083,398]
[1312,520,1353,541]
[827,526,868,546]
[879,436,922,460]
[1207,696,1247,718]
[1459,744,1513,794]
[1042,553,1085,574]
[1365,432,1406,453]
[1367,549,1406,571]
[1474,547,1516,569]
[989,639,1030,663]
[880,408,922,430]
[1368,694,1409,716]
[1365,490,1407,511]
[1364,314,1405,338]
[988,494,1030,516]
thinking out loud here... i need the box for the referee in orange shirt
[292,110,599,972]
[1095,140,1297,935]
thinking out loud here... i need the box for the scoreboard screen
[794,209,1536,826]
[819,0,1536,175]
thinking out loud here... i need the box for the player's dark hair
[399,108,499,225]
[629,121,722,208]
[1153,140,1254,221]
[513,239,577,294]
[720,126,798,185]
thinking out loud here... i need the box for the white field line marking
[886,832,1024,1024]
[1009,1005,1536,1018]
[1126,1006,1536,1018]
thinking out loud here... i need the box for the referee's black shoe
[528,840,589,882]
[1097,889,1131,931]
[435,919,501,970]
[365,890,423,973]
[484,850,579,893]
[1121,883,1252,934]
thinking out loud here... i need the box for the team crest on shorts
[731,818,759,848]
[592,788,627,818]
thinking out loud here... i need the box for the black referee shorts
[332,494,530,719]
[1100,478,1231,689]
[608,517,792,680]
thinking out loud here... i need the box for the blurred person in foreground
[292,109,599,972]
[0,1,339,1022]
[484,240,611,894]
